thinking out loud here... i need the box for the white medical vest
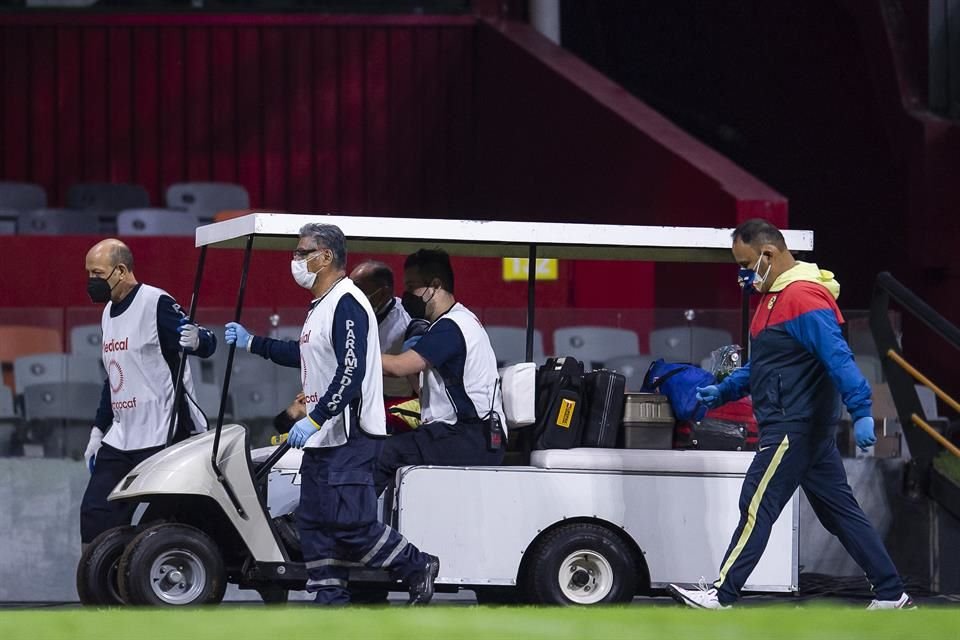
[100,284,206,451]
[419,303,506,434]
[300,278,386,448]
[379,297,415,397]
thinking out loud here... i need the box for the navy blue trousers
[80,443,162,544]
[714,426,904,604]
[298,429,430,605]
[374,420,504,495]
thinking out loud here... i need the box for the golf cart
[77,213,812,606]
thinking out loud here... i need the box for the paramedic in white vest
[349,260,428,400]
[80,239,216,546]
[222,223,439,606]
[375,248,506,495]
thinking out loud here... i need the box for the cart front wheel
[118,523,226,606]
[525,523,636,605]
[76,526,137,605]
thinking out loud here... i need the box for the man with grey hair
[224,223,439,606]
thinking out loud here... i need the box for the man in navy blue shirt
[224,224,438,606]
[81,238,217,546]
[375,249,505,494]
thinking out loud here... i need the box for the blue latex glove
[224,322,253,350]
[178,317,200,351]
[288,417,318,449]
[854,416,876,450]
[695,385,723,409]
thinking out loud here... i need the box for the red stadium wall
[0,13,476,216]
[0,12,788,327]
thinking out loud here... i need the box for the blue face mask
[738,254,770,293]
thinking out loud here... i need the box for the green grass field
[1,605,957,640]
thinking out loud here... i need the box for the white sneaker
[667,579,731,610]
[866,592,916,610]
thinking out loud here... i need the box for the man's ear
[760,244,779,259]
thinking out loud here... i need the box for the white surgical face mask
[751,254,772,292]
[291,256,319,290]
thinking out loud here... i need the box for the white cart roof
[195,213,813,262]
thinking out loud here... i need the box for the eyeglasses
[292,248,322,261]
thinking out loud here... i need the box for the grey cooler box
[621,393,675,449]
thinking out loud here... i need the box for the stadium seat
[22,381,102,458]
[14,353,103,394]
[552,326,639,370]
[67,182,150,212]
[18,208,100,235]
[69,324,103,357]
[604,354,656,392]
[486,326,546,367]
[0,208,19,235]
[117,208,198,236]
[649,326,734,364]
[166,182,250,223]
[231,383,279,421]
[0,181,46,212]
[0,326,62,391]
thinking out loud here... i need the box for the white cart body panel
[395,448,799,592]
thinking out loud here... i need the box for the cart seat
[530,447,754,475]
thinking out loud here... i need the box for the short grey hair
[299,223,346,269]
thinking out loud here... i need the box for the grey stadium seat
[0,208,19,235]
[0,181,46,211]
[69,324,103,357]
[486,326,546,366]
[117,208,198,236]
[23,381,101,421]
[552,326,639,370]
[649,326,734,364]
[231,383,280,421]
[14,353,104,394]
[18,209,100,235]
[166,182,249,222]
[604,354,656,392]
[67,182,150,212]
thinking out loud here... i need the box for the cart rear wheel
[118,523,226,606]
[524,523,636,605]
[76,526,137,605]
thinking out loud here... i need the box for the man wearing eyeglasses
[223,223,439,606]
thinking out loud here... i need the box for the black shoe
[407,554,440,606]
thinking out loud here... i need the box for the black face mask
[87,267,118,303]
[401,290,428,320]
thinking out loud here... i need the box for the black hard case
[580,369,627,448]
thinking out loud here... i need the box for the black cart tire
[524,523,637,605]
[76,526,137,605]
[117,523,226,606]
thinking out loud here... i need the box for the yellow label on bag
[556,399,576,428]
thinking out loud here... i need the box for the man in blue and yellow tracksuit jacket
[669,219,912,610]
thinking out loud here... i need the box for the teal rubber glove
[695,385,723,409]
[288,417,317,449]
[224,322,253,350]
[854,416,876,450]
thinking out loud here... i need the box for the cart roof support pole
[211,234,255,518]
[166,245,208,447]
[525,243,537,362]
